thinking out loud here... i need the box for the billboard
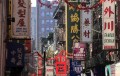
[6,41,25,67]
[73,43,86,60]
[66,0,80,57]
[102,0,116,49]
[11,0,31,39]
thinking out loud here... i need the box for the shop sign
[70,59,83,76]
[6,41,25,67]
[56,62,67,75]
[102,0,116,49]
[11,0,30,39]
[73,43,86,60]
[66,0,80,56]
[55,55,67,75]
[80,0,92,43]
[46,66,54,76]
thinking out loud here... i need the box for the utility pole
[43,50,46,76]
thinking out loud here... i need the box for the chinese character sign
[102,0,115,49]
[55,55,67,75]
[66,1,80,56]
[80,0,92,42]
[56,62,67,75]
[6,42,25,67]
[12,0,31,39]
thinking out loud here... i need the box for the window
[46,20,49,23]
[50,12,53,16]
[50,20,53,23]
[46,28,49,31]
[42,20,44,24]
[50,28,53,31]
[41,28,45,32]
[46,12,49,16]
[41,12,45,17]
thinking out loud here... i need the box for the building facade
[36,0,57,51]
[53,0,66,53]
[31,7,37,51]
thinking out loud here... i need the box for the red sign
[56,62,67,74]
[24,40,31,53]
[55,51,67,75]
[38,69,42,75]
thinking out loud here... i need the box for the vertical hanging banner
[102,0,115,49]
[6,41,25,67]
[80,0,92,43]
[66,0,80,57]
[11,0,31,39]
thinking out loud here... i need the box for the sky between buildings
[31,0,36,7]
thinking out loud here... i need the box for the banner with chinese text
[80,0,92,43]
[102,0,116,49]
[66,0,80,57]
[11,0,31,39]
[56,62,67,75]
[55,52,67,76]
[6,41,25,67]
